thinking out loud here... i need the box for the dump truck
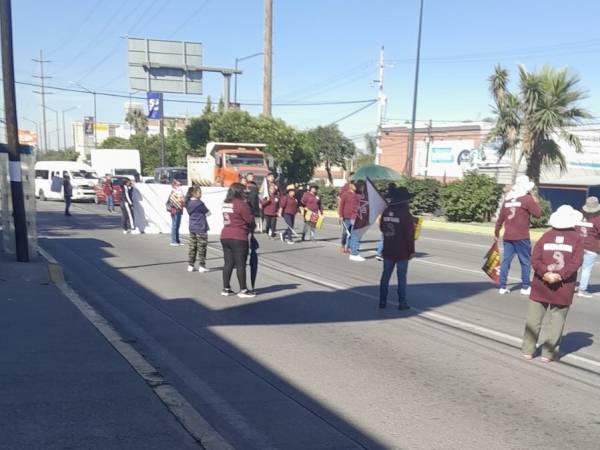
[187,142,270,187]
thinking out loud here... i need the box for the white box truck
[91,149,141,181]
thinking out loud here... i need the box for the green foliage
[530,196,552,229]
[165,127,191,167]
[441,172,502,222]
[398,178,443,215]
[184,117,210,154]
[354,153,375,169]
[306,124,356,184]
[99,136,131,149]
[37,150,78,161]
[314,181,339,210]
[125,109,148,136]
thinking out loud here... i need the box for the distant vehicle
[187,142,270,187]
[90,149,141,181]
[154,167,188,184]
[94,176,129,205]
[141,176,155,183]
[34,161,98,201]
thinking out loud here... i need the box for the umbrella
[249,234,259,290]
[351,164,401,181]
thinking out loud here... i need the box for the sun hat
[583,196,600,214]
[548,205,583,229]
[286,184,296,192]
[389,186,414,203]
[506,175,535,200]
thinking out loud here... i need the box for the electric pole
[32,49,51,152]
[375,46,386,166]
[1,0,29,261]
[262,0,273,117]
[406,0,425,178]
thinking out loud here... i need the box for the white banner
[132,184,227,235]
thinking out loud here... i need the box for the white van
[34,161,98,201]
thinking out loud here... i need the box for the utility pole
[375,46,386,166]
[424,119,432,177]
[1,0,29,262]
[406,0,425,178]
[32,49,51,152]
[262,0,273,117]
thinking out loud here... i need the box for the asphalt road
[37,201,600,449]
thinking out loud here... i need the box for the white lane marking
[38,246,234,450]
[419,236,490,249]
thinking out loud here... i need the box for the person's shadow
[561,332,594,356]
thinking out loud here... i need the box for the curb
[421,219,545,241]
[37,246,233,450]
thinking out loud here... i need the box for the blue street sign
[147,92,163,119]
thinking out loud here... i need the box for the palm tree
[125,109,148,136]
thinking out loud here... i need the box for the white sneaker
[169,243,179,247]
[197,266,209,273]
[287,240,295,245]
[123,230,129,234]
[187,265,195,272]
[520,287,531,296]
[578,290,593,298]
[238,289,256,298]
[498,288,510,295]
[131,228,141,235]
[349,254,366,262]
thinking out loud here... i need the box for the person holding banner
[338,181,359,254]
[301,185,323,241]
[522,205,584,362]
[379,186,416,310]
[280,185,299,244]
[261,183,280,238]
[494,175,542,295]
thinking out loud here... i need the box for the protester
[167,179,185,246]
[62,172,72,216]
[103,175,115,213]
[301,185,323,241]
[494,175,542,295]
[378,187,416,310]
[522,205,584,362]
[246,173,261,232]
[376,183,397,261]
[348,180,366,261]
[280,184,299,244]
[186,186,210,273]
[261,183,280,238]
[221,183,256,298]
[121,179,138,234]
[338,181,359,254]
[576,196,600,297]
[339,171,355,196]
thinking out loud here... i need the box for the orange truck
[187,142,270,187]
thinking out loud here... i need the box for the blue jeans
[349,230,361,256]
[283,213,295,241]
[500,239,531,289]
[376,234,384,257]
[106,194,114,211]
[579,250,598,292]
[171,212,182,244]
[64,195,71,215]
[341,219,353,247]
[380,258,409,305]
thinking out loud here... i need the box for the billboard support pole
[160,117,165,167]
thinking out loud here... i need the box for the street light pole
[61,106,79,150]
[70,81,97,148]
[43,105,59,150]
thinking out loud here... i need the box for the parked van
[34,161,98,201]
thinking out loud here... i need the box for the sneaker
[221,288,234,296]
[375,255,383,261]
[178,242,185,246]
[131,228,140,235]
[187,265,195,272]
[287,240,295,245]
[123,230,129,234]
[498,288,510,295]
[577,290,593,298]
[279,233,284,243]
[169,243,179,247]
[398,302,410,311]
[520,287,531,296]
[238,289,256,298]
[349,254,366,262]
[197,266,209,273]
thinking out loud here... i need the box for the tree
[306,124,356,185]
[165,126,191,167]
[365,133,376,156]
[125,109,148,136]
[184,117,211,155]
[99,136,131,149]
[37,149,78,161]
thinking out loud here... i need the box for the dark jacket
[246,181,261,216]
[221,198,255,241]
[186,199,210,234]
[121,184,134,206]
[63,177,73,197]
[380,202,416,261]
[577,212,600,253]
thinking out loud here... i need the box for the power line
[330,100,377,125]
[32,49,51,151]
[47,0,103,55]
[166,0,212,39]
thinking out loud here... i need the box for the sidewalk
[0,258,199,450]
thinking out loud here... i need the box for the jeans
[500,239,531,289]
[376,234,384,257]
[171,211,182,244]
[349,230,361,256]
[264,215,277,237]
[379,258,409,305]
[64,195,72,215]
[283,213,295,241]
[221,238,249,290]
[106,194,114,211]
[121,203,134,230]
[302,220,316,240]
[579,250,598,292]
[341,219,353,247]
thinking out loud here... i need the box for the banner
[414,216,424,240]
[482,241,501,284]
[353,177,388,231]
[84,116,94,135]
[147,92,163,119]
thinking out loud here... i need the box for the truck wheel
[39,189,46,201]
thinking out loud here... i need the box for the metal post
[375,46,386,166]
[234,58,239,105]
[407,0,425,178]
[224,74,231,111]
[93,90,97,148]
[1,0,29,262]
[55,110,60,150]
[263,0,273,116]
[424,119,432,177]
[62,111,66,150]
[160,118,165,167]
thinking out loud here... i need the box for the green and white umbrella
[351,164,402,181]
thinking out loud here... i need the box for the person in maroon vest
[261,183,280,238]
[279,185,299,244]
[522,205,584,362]
[220,183,256,298]
[301,185,323,241]
[495,175,542,295]
[576,196,600,297]
[338,181,359,253]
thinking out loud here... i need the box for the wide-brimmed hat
[583,196,600,214]
[506,175,535,199]
[389,186,414,203]
[286,184,296,192]
[549,205,583,229]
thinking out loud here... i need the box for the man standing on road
[522,205,584,362]
[576,196,600,297]
[103,175,114,213]
[379,186,416,310]
[121,179,138,234]
[338,181,359,254]
[167,180,185,246]
[301,185,322,241]
[495,175,542,295]
[63,172,72,216]
[280,185,299,244]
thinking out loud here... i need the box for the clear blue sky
[10,0,600,148]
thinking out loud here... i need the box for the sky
[8,0,600,150]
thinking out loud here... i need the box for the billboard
[562,130,600,170]
[84,116,94,135]
[18,129,37,147]
[414,139,476,177]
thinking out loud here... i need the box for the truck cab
[210,143,269,187]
